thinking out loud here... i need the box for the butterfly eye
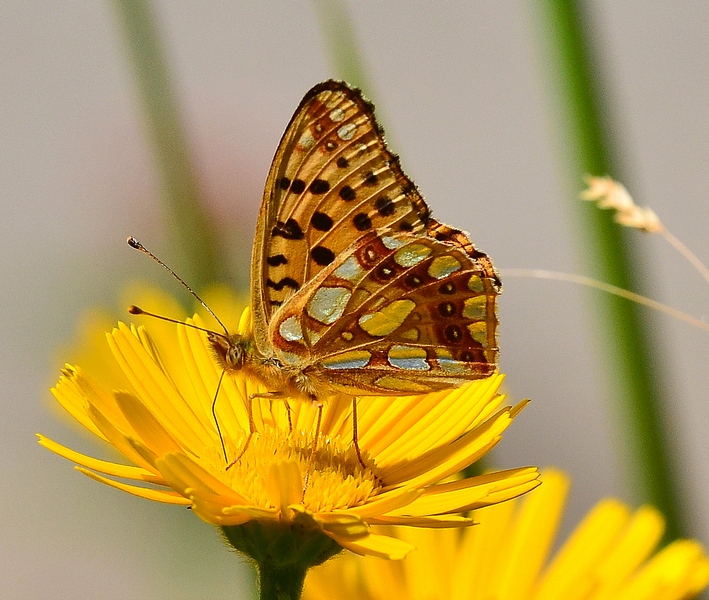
[226,343,246,370]
[208,333,246,372]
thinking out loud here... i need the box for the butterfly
[133,80,501,466]
[209,80,500,430]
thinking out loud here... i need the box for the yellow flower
[304,469,709,600]
[39,288,538,560]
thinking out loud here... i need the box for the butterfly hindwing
[268,230,499,395]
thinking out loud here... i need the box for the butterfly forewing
[252,82,433,355]
[252,80,500,396]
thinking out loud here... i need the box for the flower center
[209,430,381,513]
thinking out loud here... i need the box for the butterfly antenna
[127,305,225,338]
[127,237,230,337]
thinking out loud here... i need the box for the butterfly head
[208,332,251,374]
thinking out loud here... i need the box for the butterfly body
[210,80,500,404]
[209,330,334,401]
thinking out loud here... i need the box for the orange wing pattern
[251,81,500,394]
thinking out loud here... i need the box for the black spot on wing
[374,261,397,282]
[353,213,372,231]
[460,349,486,363]
[339,185,356,201]
[404,273,423,288]
[401,183,417,196]
[310,179,330,194]
[435,229,462,242]
[267,254,288,266]
[311,212,333,231]
[443,324,463,344]
[375,196,395,216]
[266,277,300,291]
[437,302,456,318]
[311,246,335,266]
[272,219,304,240]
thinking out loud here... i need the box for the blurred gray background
[2,2,709,598]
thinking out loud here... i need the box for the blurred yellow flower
[304,469,709,599]
[39,288,538,560]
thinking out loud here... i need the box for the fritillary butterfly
[210,80,500,408]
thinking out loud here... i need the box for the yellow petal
[76,467,190,505]
[85,401,157,473]
[114,390,184,455]
[180,322,251,438]
[616,539,709,600]
[369,514,474,527]
[37,434,163,483]
[108,323,211,449]
[391,467,539,516]
[266,461,304,519]
[336,532,414,560]
[534,498,632,600]
[156,453,248,506]
[489,468,569,599]
[316,513,369,540]
[383,406,516,487]
[341,488,423,519]
[51,365,116,440]
[592,505,665,599]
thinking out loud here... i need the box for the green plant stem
[222,518,342,600]
[534,1,683,541]
[112,0,224,289]
[257,561,308,600]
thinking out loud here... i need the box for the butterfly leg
[303,400,324,493]
[351,397,367,470]
[284,400,293,434]
[211,370,229,464]
[226,393,255,469]
[226,390,285,469]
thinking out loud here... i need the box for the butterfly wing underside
[252,80,500,395]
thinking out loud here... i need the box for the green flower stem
[256,561,308,600]
[112,0,224,289]
[222,516,342,600]
[534,1,683,541]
